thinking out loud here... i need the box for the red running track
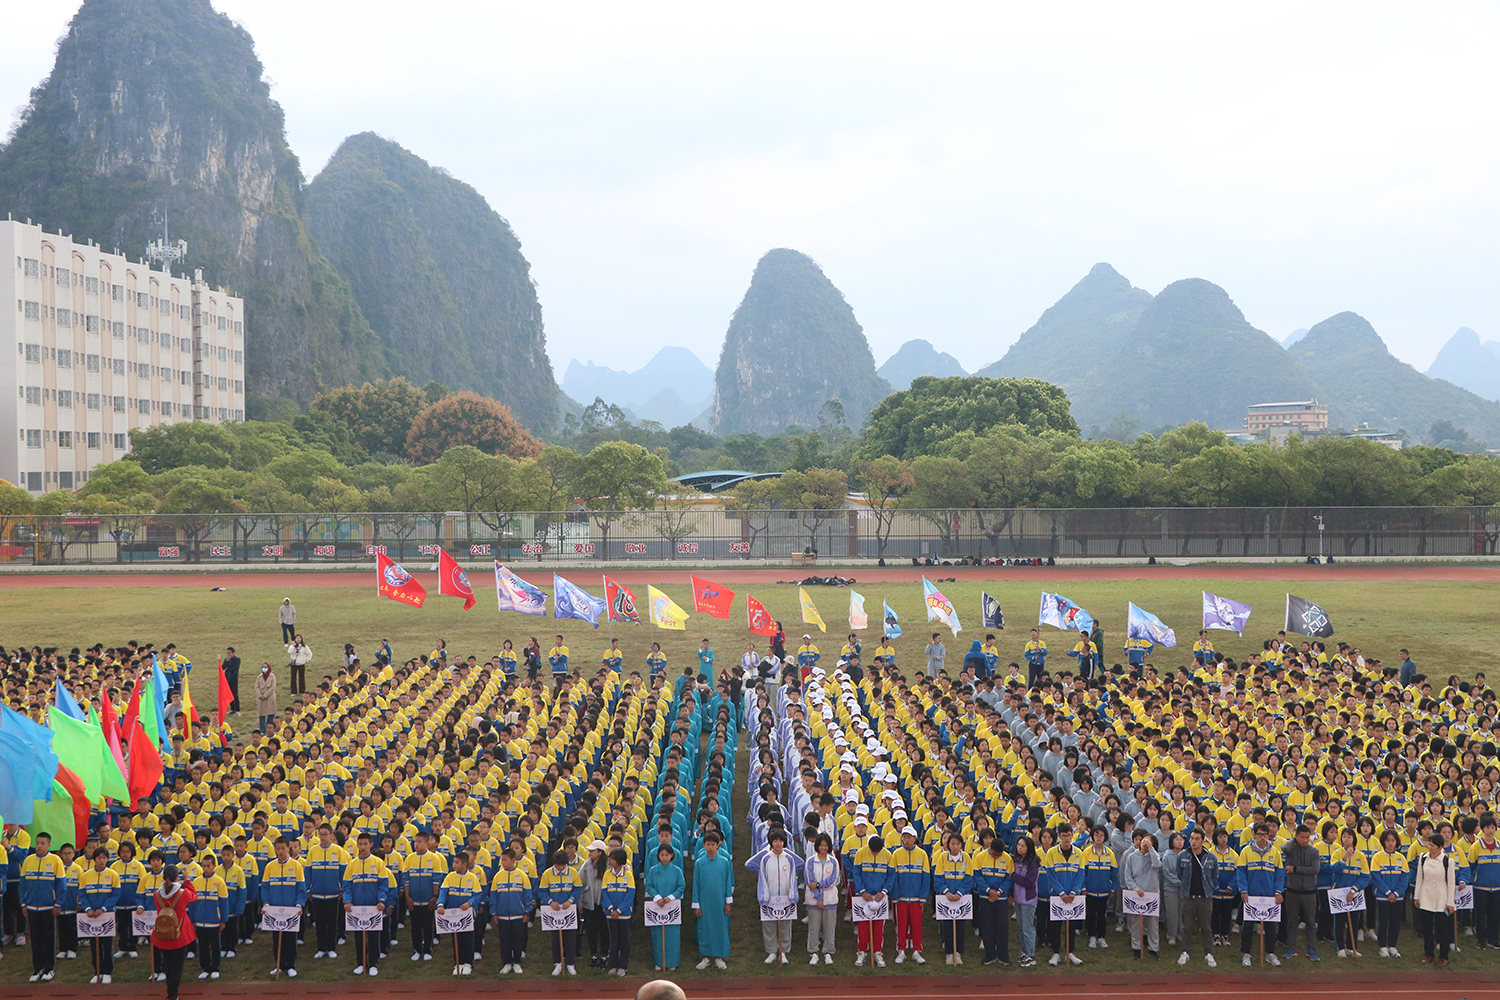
[0,563,1497,589]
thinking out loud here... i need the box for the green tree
[157,478,241,562]
[907,455,978,555]
[777,467,849,554]
[311,377,430,458]
[723,478,780,558]
[74,462,156,563]
[405,390,542,464]
[860,376,1078,461]
[855,456,914,559]
[572,442,670,558]
[0,482,37,560]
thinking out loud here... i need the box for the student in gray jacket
[1160,832,1185,945]
[1174,829,1219,967]
[1120,831,1162,958]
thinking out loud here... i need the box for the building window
[87,393,100,410]
[112,284,124,301]
[112,320,124,339]
[56,268,70,286]
[111,358,125,375]
[23,343,41,362]
[25,386,42,405]
[87,432,101,450]
[24,258,40,278]
[57,308,71,327]
[58,471,73,490]
[25,429,41,448]
[26,471,41,492]
[57,390,72,408]
[85,276,98,294]
[23,300,40,321]
[58,431,73,449]
[112,395,125,413]
[136,291,148,307]
[113,433,126,449]
[234,380,243,394]
[137,399,150,414]
[58,349,72,368]
[87,354,100,372]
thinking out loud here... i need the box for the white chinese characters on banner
[645,900,683,927]
[436,908,474,934]
[1122,891,1160,916]
[934,894,972,921]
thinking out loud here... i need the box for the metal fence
[2,506,1498,566]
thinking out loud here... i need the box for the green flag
[138,679,160,750]
[98,723,129,803]
[27,778,74,847]
[49,710,104,802]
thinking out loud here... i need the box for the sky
[3,1,1498,376]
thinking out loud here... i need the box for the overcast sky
[4,1,1498,375]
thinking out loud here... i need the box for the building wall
[2,219,245,492]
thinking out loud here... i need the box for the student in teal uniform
[645,845,686,970]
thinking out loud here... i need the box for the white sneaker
[90,975,102,984]
[1267,953,1281,966]
[1068,952,1083,965]
[953,952,962,965]
[874,951,885,967]
[1205,953,1216,968]
[1390,948,1401,958]
[423,953,432,961]
[451,965,460,977]
[912,950,925,964]
[855,951,866,966]
[287,968,297,977]
[1099,937,1108,949]
[1088,936,1098,948]
[199,972,210,980]
[41,972,54,982]
[1358,929,1366,941]
[511,965,522,974]
[895,949,906,964]
[552,963,563,976]
[767,952,779,964]
[462,964,474,976]
[327,951,337,959]
[102,974,113,983]
[353,966,365,975]
[699,957,713,970]
[1337,949,1348,958]
[369,966,378,976]
[500,964,513,974]
[1378,947,1389,958]
[779,954,788,965]
[809,953,819,965]
[818,955,829,966]
[718,958,729,969]
[128,951,138,959]
[1049,953,1060,966]
[314,951,326,959]
[412,952,422,962]
[27,973,41,983]
[1242,953,1252,966]
[1178,951,1189,965]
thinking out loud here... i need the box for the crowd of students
[2,620,1498,992]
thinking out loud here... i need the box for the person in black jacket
[1281,825,1321,961]
[221,647,241,714]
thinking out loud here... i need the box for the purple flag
[1201,591,1251,636]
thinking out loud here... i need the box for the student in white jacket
[1413,834,1457,966]
[805,834,840,964]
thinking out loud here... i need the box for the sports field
[1,566,1496,987]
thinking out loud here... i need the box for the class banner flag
[494,562,547,616]
[799,587,826,633]
[691,575,735,619]
[376,552,427,608]
[215,661,233,731]
[1039,591,1094,632]
[882,601,903,638]
[604,576,641,624]
[849,589,868,630]
[553,574,607,628]
[1127,602,1178,648]
[746,594,777,636]
[54,679,86,721]
[48,708,104,803]
[923,577,962,636]
[181,679,197,742]
[648,585,689,630]
[1202,591,1252,636]
[437,548,476,610]
[981,592,1005,630]
[1285,593,1334,637]
[127,720,164,805]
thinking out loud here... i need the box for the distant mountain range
[878,339,967,390]
[561,347,714,428]
[1426,327,1500,402]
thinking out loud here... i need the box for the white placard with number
[346,906,384,932]
[260,904,302,932]
[1243,895,1282,923]
[540,903,578,931]
[851,896,890,922]
[760,895,798,922]
[934,894,972,921]
[132,909,157,937]
[1050,895,1086,922]
[1328,887,1366,914]
[77,912,116,938]
[645,899,683,926]
[1123,891,1160,916]
[436,908,474,934]
[1455,885,1475,911]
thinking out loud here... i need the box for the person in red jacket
[152,865,198,1000]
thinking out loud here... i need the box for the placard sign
[346,906,384,932]
[1122,890,1160,916]
[260,904,302,932]
[1328,887,1366,915]
[540,903,578,931]
[1050,895,1086,921]
[760,896,798,922]
[934,894,972,921]
[436,908,474,934]
[132,909,157,937]
[1243,895,1282,923]
[77,912,116,938]
[851,896,890,922]
[645,899,683,926]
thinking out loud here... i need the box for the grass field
[1,575,1494,983]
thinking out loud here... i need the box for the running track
[6,971,1499,1000]
[1,564,1498,589]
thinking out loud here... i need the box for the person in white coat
[805,833,840,964]
[746,830,803,963]
[1413,833,1457,966]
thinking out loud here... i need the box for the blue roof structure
[672,469,783,493]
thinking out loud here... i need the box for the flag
[746,595,777,636]
[96,692,130,803]
[1039,592,1094,632]
[923,577,962,636]
[99,687,123,746]
[182,677,197,743]
[437,548,476,610]
[494,563,547,616]
[151,657,170,745]
[604,576,641,624]
[29,767,89,851]
[376,551,427,607]
[127,720,164,806]
[554,574,607,628]
[981,592,1005,630]
[53,679,85,721]
[0,706,58,824]
[799,587,826,633]
[96,724,130,805]
[690,576,735,619]
[216,660,233,729]
[1285,593,1334,637]
[882,601,903,638]
[120,682,140,742]
[849,589,868,630]
[1127,602,1178,648]
[137,679,161,752]
[1202,591,1252,636]
[48,709,104,803]
[648,585,689,630]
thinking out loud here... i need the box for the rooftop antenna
[145,209,187,275]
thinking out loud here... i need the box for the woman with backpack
[151,865,197,1000]
[1413,832,1457,966]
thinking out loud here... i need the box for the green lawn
[2,576,1494,983]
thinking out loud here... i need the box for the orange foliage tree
[405,391,543,464]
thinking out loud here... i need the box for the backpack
[154,904,180,938]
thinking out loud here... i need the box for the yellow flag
[799,587,826,632]
[648,585,689,630]
[181,677,196,742]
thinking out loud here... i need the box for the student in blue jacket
[1331,828,1371,958]
[488,849,534,974]
[79,848,121,983]
[601,849,636,976]
[933,832,975,963]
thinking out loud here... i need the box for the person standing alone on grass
[255,663,278,735]
[221,647,241,714]
[286,635,311,696]
[278,598,296,643]
[924,633,945,678]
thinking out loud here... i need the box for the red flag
[99,688,128,781]
[376,551,427,607]
[55,763,92,849]
[691,575,735,619]
[127,720,164,806]
[121,681,140,739]
[603,576,641,624]
[746,594,777,636]
[437,548,476,610]
[216,659,233,730]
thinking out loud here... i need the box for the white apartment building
[1,218,245,493]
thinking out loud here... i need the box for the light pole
[1314,514,1325,561]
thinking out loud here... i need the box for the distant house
[1245,400,1328,434]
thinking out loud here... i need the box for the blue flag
[152,656,171,746]
[53,679,86,721]
[1039,592,1094,632]
[882,601,903,639]
[494,562,547,616]
[553,574,607,628]
[1201,591,1252,636]
[981,592,1005,630]
[1127,602,1177,648]
[1,704,59,802]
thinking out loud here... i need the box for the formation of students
[2,620,1499,988]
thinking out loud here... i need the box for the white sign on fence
[645,900,683,927]
[851,896,890,922]
[540,903,578,932]
[1328,887,1366,915]
[132,909,157,937]
[1243,895,1282,923]
[436,908,474,934]
[1122,890,1160,917]
[760,896,798,923]
[1050,895,1087,922]
[77,912,116,938]
[934,894,972,921]
[260,904,302,933]
[346,906,384,932]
